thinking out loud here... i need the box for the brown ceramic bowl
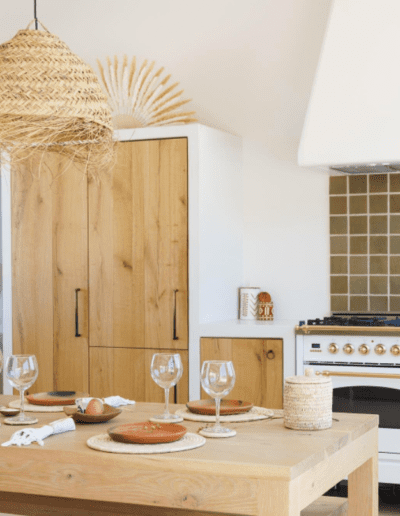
[63,404,121,423]
[0,407,20,417]
[108,422,187,444]
[186,399,253,416]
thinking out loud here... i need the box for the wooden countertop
[0,395,378,516]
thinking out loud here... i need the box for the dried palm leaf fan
[97,55,197,129]
[0,3,113,176]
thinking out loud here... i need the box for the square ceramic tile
[330,196,347,215]
[391,256,400,274]
[331,256,348,274]
[390,215,400,234]
[349,175,367,194]
[349,195,367,214]
[390,296,400,311]
[330,176,347,195]
[350,236,367,254]
[350,296,368,312]
[331,276,348,294]
[350,276,368,294]
[370,236,388,254]
[390,277,400,295]
[349,216,367,234]
[390,194,400,213]
[331,236,348,254]
[370,195,388,213]
[369,215,387,234]
[370,256,388,275]
[369,174,387,193]
[370,276,388,294]
[390,174,400,193]
[390,236,400,254]
[331,295,348,312]
[350,256,367,275]
[330,216,347,235]
[370,296,388,311]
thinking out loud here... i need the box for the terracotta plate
[26,391,89,406]
[63,404,122,423]
[186,399,254,416]
[108,422,187,444]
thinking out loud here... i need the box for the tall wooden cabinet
[200,338,283,409]
[11,139,189,402]
[8,124,243,400]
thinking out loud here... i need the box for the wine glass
[200,360,236,437]
[5,355,39,423]
[150,353,183,420]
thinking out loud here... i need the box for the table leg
[348,455,378,516]
[258,479,301,516]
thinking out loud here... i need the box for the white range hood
[298,0,400,174]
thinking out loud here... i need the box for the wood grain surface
[0,396,377,516]
[200,338,283,409]
[89,348,188,402]
[12,154,89,394]
[88,138,188,350]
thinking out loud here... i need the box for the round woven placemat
[4,417,38,425]
[149,415,184,424]
[9,400,73,413]
[176,406,273,423]
[87,432,206,454]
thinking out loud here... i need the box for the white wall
[0,0,332,321]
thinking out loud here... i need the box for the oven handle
[316,370,400,379]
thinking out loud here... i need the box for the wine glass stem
[164,388,170,417]
[20,388,25,419]
[215,398,222,429]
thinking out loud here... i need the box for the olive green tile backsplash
[330,173,400,312]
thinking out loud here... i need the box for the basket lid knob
[305,368,314,377]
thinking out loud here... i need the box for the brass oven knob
[328,343,339,354]
[391,345,400,356]
[343,343,354,355]
[358,344,370,355]
[375,344,386,355]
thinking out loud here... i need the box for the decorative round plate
[108,422,187,444]
[186,399,253,416]
[87,432,205,454]
[26,391,88,406]
[63,404,122,423]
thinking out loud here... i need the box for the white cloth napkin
[103,395,136,407]
[2,417,76,447]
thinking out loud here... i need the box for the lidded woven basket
[284,368,332,431]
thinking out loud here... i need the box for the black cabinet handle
[75,288,81,337]
[173,289,179,340]
[266,350,275,360]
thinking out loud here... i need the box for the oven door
[312,364,400,483]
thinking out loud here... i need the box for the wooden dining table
[0,395,378,516]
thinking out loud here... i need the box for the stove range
[295,312,400,485]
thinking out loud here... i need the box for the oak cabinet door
[12,154,89,394]
[200,338,283,409]
[89,139,188,350]
[90,347,189,403]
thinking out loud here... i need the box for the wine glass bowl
[200,360,236,437]
[150,353,183,421]
[5,355,38,424]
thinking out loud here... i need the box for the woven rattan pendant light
[0,2,113,173]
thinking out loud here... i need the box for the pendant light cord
[34,0,38,29]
